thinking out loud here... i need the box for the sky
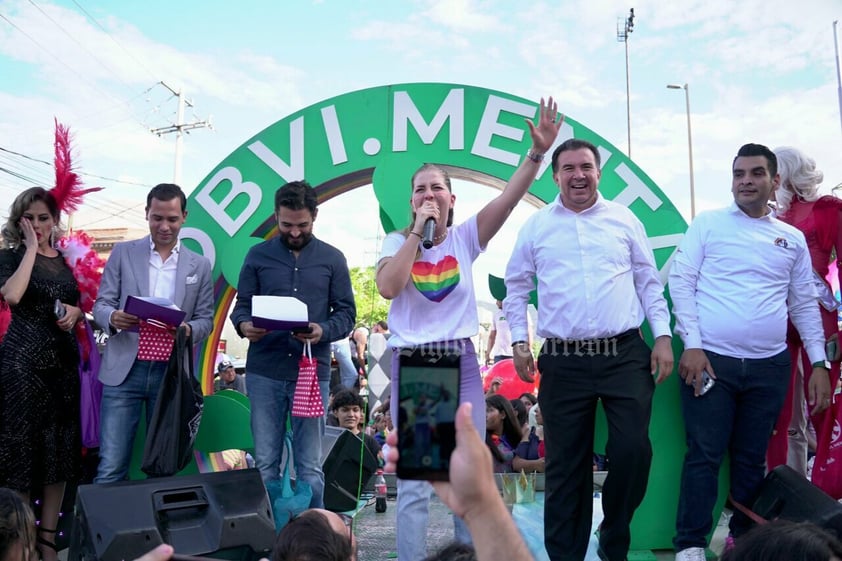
[1,0,842,311]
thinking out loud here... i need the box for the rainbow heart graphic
[411,256,460,302]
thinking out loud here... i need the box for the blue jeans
[395,479,472,558]
[674,349,790,551]
[248,373,329,509]
[331,340,358,389]
[95,360,168,483]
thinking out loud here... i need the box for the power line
[0,9,154,131]
[0,146,153,187]
[73,201,149,229]
[71,0,160,82]
[0,154,53,186]
[71,84,156,128]
[0,165,150,228]
[0,165,45,186]
[0,11,125,113]
[28,0,137,94]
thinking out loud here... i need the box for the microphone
[422,218,436,249]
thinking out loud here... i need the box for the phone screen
[396,347,461,481]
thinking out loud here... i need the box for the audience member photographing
[384,402,534,561]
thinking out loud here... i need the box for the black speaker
[752,465,842,535]
[321,426,378,512]
[68,469,275,561]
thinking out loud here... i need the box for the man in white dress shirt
[670,143,831,561]
[504,138,674,561]
[93,183,213,483]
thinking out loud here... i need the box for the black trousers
[537,330,654,561]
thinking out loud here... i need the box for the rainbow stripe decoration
[411,256,460,302]
[193,450,224,473]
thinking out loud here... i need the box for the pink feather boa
[57,231,106,314]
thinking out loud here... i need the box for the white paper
[251,295,309,330]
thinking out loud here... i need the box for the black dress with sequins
[0,248,81,492]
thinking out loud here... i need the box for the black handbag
[141,326,203,477]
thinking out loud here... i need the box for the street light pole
[667,83,696,219]
[617,9,635,158]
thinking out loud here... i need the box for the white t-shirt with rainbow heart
[380,215,483,348]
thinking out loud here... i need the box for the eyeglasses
[337,513,354,537]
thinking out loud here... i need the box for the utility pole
[150,81,213,185]
[617,8,635,158]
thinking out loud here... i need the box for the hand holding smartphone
[54,299,66,319]
[698,370,715,396]
[826,338,839,362]
[396,346,461,481]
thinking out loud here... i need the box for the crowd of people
[0,106,840,561]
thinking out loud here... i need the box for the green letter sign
[184,83,702,551]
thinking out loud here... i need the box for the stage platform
[352,489,730,560]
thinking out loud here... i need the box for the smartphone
[171,554,219,561]
[396,345,461,481]
[698,370,715,396]
[54,299,66,320]
[826,339,838,362]
[292,325,313,334]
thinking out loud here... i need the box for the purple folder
[124,295,186,331]
[251,317,309,331]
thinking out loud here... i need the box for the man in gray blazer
[93,183,213,483]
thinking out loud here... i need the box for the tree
[350,266,390,327]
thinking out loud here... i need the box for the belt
[544,328,640,356]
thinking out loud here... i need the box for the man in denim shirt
[231,180,355,508]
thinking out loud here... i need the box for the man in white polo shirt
[670,143,832,561]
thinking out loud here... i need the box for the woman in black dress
[0,187,84,561]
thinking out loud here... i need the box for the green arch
[182,82,705,551]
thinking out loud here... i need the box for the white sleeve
[628,215,671,338]
[379,231,406,261]
[668,217,706,349]
[503,218,536,343]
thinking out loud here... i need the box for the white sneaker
[675,547,706,561]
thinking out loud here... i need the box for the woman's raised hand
[527,96,564,155]
[19,218,38,252]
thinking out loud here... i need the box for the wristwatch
[812,360,831,370]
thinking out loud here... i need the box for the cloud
[421,0,504,33]
[1,0,840,229]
